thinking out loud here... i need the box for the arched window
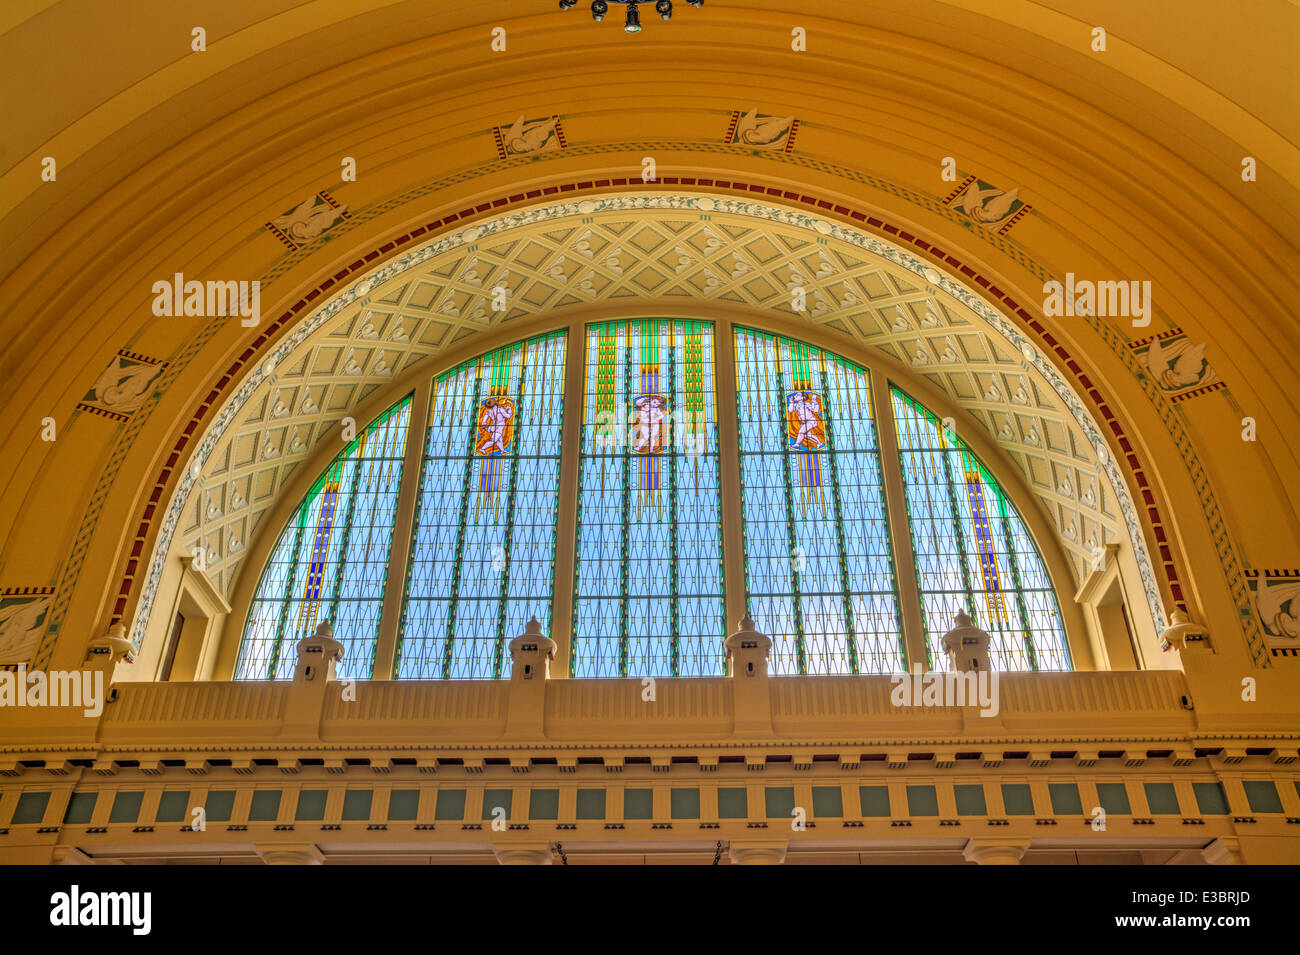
[237,397,412,680]
[734,328,903,675]
[234,323,1074,679]
[398,331,567,679]
[572,320,725,677]
[891,389,1070,671]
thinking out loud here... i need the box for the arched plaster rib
[124,193,1166,653]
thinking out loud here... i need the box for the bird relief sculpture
[82,355,165,416]
[499,115,561,157]
[947,178,1024,227]
[731,108,796,149]
[1144,335,1217,392]
[1254,578,1300,640]
[0,594,51,665]
[271,193,349,243]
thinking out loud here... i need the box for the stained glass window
[397,331,567,679]
[734,328,904,674]
[236,397,412,680]
[891,387,1071,671]
[571,320,726,677]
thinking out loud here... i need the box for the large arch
[146,193,1136,682]
[1,2,1295,683]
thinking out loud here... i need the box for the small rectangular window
[716,788,747,819]
[670,788,701,820]
[1096,783,1130,815]
[63,792,97,825]
[859,785,890,817]
[1049,783,1083,815]
[109,792,144,824]
[906,785,939,817]
[623,788,653,820]
[205,790,236,823]
[295,790,327,821]
[576,789,606,820]
[812,786,843,818]
[1192,782,1229,815]
[529,789,560,821]
[954,784,986,816]
[482,789,513,821]
[249,790,282,822]
[1243,781,1283,814]
[388,790,420,821]
[765,787,796,820]
[1143,782,1180,815]
[156,791,190,823]
[341,790,373,821]
[434,790,465,821]
[1001,783,1034,815]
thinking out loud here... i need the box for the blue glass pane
[891,388,1070,671]
[572,320,726,677]
[734,328,903,674]
[397,331,567,679]
[236,397,412,680]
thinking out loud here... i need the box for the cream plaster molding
[130,192,1166,658]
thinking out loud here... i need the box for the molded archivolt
[133,194,1164,667]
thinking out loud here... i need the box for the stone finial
[724,614,773,678]
[1159,609,1206,652]
[294,620,344,682]
[942,609,991,671]
[87,622,135,663]
[508,616,557,681]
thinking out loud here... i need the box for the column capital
[1201,837,1243,865]
[256,843,325,865]
[728,839,788,865]
[493,843,554,865]
[962,838,1030,865]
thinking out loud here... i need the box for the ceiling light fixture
[562,0,700,33]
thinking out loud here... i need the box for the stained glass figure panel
[398,331,567,679]
[572,320,726,677]
[734,328,904,674]
[237,397,412,680]
[891,387,1071,671]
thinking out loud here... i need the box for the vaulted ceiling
[180,196,1139,624]
[1,1,1295,674]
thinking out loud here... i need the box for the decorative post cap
[507,616,557,681]
[507,616,556,653]
[724,614,772,655]
[87,622,135,663]
[942,609,991,671]
[294,619,344,682]
[1159,609,1205,652]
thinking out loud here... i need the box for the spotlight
[591,0,607,20]
[656,0,673,19]
[558,0,577,9]
[624,2,642,32]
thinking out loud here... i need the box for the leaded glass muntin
[890,385,1071,673]
[234,316,1079,683]
[237,395,414,682]
[571,318,727,679]
[397,330,567,681]
[733,326,906,676]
